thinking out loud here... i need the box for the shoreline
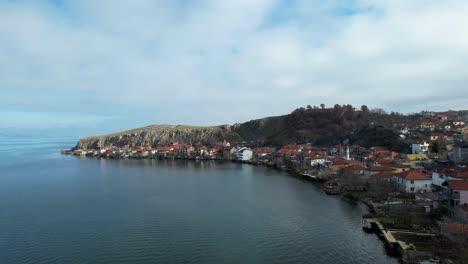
[61,148,464,263]
[62,151,403,261]
[62,149,330,182]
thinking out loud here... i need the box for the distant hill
[75,105,466,151]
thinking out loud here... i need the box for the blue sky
[1,0,468,137]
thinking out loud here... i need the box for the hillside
[74,105,464,151]
[75,125,242,149]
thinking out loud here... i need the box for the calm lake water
[0,139,397,264]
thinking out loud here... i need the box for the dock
[363,218,438,262]
[363,218,398,247]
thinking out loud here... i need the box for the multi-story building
[234,147,253,161]
[446,180,468,222]
[393,169,432,193]
[452,146,468,164]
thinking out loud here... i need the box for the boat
[362,218,376,233]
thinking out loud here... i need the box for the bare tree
[368,177,393,201]
[340,169,365,192]
[361,105,369,114]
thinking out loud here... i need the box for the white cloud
[1,0,467,132]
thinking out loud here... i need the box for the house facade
[393,170,432,193]
[432,169,468,188]
[446,180,468,221]
[411,142,430,154]
[310,158,328,167]
[452,147,468,164]
[234,147,253,161]
[370,171,394,182]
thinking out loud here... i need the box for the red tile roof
[277,148,289,155]
[282,144,302,150]
[214,146,224,151]
[157,146,172,152]
[436,168,468,179]
[345,164,366,172]
[395,169,431,181]
[132,146,153,151]
[277,146,306,157]
[441,223,468,235]
[368,166,395,172]
[330,158,360,166]
[372,146,389,152]
[447,180,468,191]
[453,171,468,179]
[214,142,225,147]
[461,205,468,213]
[373,157,396,165]
[390,151,400,159]
[371,171,394,178]
[418,192,443,201]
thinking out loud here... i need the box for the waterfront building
[234,147,253,161]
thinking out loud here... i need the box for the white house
[234,147,253,161]
[310,158,327,167]
[453,121,465,126]
[399,128,409,134]
[411,142,430,154]
[393,169,432,193]
[432,171,449,188]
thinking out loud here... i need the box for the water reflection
[0,139,397,264]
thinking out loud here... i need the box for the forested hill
[231,105,413,149]
[75,104,458,152]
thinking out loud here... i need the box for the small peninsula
[74,105,413,150]
[65,105,468,263]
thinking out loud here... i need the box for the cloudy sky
[1,0,468,137]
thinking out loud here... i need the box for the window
[410,187,415,192]
[410,180,414,184]
[439,175,443,179]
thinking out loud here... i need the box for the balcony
[450,192,460,200]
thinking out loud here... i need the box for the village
[63,112,468,263]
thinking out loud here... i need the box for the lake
[0,138,397,264]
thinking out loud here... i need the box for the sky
[1,0,468,137]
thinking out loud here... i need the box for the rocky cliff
[75,125,242,149]
[74,105,413,150]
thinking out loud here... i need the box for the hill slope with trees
[75,104,448,152]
